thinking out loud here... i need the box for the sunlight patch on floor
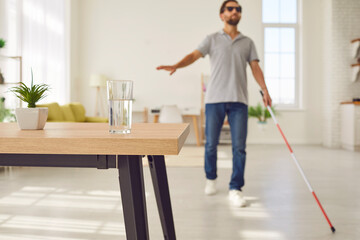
[230,197,270,218]
[239,230,285,239]
[231,208,270,218]
[0,186,124,211]
[1,215,125,236]
[0,234,83,240]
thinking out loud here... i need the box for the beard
[226,16,240,26]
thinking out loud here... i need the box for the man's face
[221,2,242,26]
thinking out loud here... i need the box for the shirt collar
[220,29,244,39]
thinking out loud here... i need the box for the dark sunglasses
[226,6,242,13]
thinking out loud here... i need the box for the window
[262,0,299,107]
[3,0,69,106]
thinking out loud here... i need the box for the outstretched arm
[250,60,272,107]
[156,50,203,75]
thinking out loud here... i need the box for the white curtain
[1,0,22,109]
[22,0,68,104]
[4,0,69,105]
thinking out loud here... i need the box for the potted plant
[9,70,50,130]
[0,97,15,122]
[248,103,276,131]
[0,38,5,49]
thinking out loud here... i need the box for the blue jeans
[204,102,248,191]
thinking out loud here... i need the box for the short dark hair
[219,0,241,14]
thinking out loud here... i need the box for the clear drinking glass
[107,80,133,134]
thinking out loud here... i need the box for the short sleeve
[197,35,211,58]
[248,40,259,63]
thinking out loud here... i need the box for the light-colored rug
[143,145,234,167]
[142,145,205,167]
[165,146,205,167]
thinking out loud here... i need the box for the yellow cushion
[60,104,76,122]
[85,116,108,123]
[36,102,65,121]
[69,102,86,122]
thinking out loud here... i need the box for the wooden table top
[0,123,190,155]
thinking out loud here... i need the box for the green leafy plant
[0,38,6,48]
[0,97,15,122]
[248,103,276,123]
[9,70,50,108]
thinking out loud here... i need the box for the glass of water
[107,80,133,134]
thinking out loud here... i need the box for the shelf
[0,55,22,60]
[351,63,360,67]
[0,55,22,84]
[351,38,360,43]
[341,101,360,105]
[0,82,19,85]
[0,55,23,107]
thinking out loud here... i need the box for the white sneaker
[204,179,217,195]
[228,190,247,207]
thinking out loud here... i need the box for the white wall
[68,0,80,102]
[70,0,327,144]
[322,0,360,148]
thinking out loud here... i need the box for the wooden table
[0,122,190,240]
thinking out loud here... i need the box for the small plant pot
[257,121,268,131]
[15,107,48,130]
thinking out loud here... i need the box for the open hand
[156,65,177,75]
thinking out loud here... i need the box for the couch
[36,102,108,122]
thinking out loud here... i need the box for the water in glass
[109,99,132,134]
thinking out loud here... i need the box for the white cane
[260,90,335,233]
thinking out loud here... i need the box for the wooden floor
[0,144,359,239]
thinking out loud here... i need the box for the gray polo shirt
[197,30,259,105]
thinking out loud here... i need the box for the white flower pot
[15,107,48,130]
[257,121,268,131]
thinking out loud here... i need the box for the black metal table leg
[147,155,176,240]
[118,155,149,240]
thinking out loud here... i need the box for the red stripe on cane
[312,191,334,228]
[276,124,293,153]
